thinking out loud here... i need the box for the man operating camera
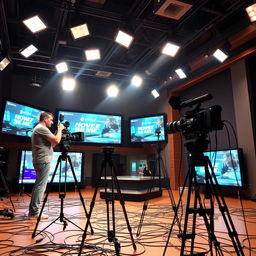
[28,112,65,219]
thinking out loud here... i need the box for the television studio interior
[0,0,256,255]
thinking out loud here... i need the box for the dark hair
[39,112,53,122]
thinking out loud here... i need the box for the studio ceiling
[0,0,255,89]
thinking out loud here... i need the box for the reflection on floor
[0,188,256,255]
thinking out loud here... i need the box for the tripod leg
[0,169,15,212]
[206,157,245,256]
[163,168,190,255]
[78,160,107,256]
[66,156,93,234]
[32,156,61,238]
[111,163,137,251]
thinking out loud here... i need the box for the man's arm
[47,123,65,147]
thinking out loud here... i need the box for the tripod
[163,135,244,256]
[78,147,137,256]
[0,162,15,212]
[136,131,180,237]
[32,150,93,238]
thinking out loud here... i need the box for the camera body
[59,116,84,152]
[166,105,223,138]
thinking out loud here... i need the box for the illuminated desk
[100,176,165,202]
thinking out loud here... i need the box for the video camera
[167,94,223,144]
[59,114,84,152]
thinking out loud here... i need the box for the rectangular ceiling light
[175,68,187,79]
[151,89,160,98]
[246,3,256,22]
[161,42,180,57]
[0,58,10,71]
[20,44,38,58]
[55,62,68,73]
[70,24,90,39]
[213,49,228,63]
[84,49,101,61]
[22,15,47,33]
[115,30,134,48]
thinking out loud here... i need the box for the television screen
[129,113,167,143]
[194,149,244,187]
[58,110,122,144]
[1,100,44,137]
[18,150,84,184]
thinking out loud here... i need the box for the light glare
[56,62,68,73]
[0,58,10,71]
[152,89,160,98]
[131,75,143,87]
[70,24,90,39]
[115,30,134,48]
[107,85,119,97]
[84,49,101,61]
[175,68,187,79]
[246,3,256,22]
[20,44,38,58]
[62,77,76,91]
[213,49,228,63]
[161,42,180,57]
[22,15,47,33]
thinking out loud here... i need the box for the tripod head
[102,147,115,161]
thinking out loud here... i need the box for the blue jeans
[29,162,51,215]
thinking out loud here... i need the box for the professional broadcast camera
[59,115,84,152]
[167,93,223,152]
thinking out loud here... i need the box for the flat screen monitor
[1,100,45,137]
[18,150,84,184]
[129,113,167,143]
[57,110,122,145]
[194,148,244,187]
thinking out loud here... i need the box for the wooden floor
[0,187,256,255]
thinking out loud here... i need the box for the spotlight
[55,62,68,73]
[22,15,47,33]
[20,44,38,58]
[0,57,10,71]
[70,24,90,39]
[213,49,228,63]
[115,30,134,48]
[175,68,187,79]
[161,42,180,57]
[62,76,76,91]
[151,89,160,98]
[84,49,101,61]
[246,3,256,22]
[131,75,143,87]
[107,84,119,97]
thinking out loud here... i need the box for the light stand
[136,130,180,237]
[32,149,93,239]
[78,147,137,256]
[18,129,32,199]
[163,133,244,256]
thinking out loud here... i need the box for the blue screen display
[194,149,243,187]
[1,100,44,137]
[58,111,122,144]
[130,114,166,143]
[18,151,83,184]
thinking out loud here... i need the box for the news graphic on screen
[58,110,122,144]
[1,100,44,137]
[194,149,244,187]
[18,150,84,184]
[130,114,167,143]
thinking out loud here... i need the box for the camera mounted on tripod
[59,114,84,153]
[167,93,223,153]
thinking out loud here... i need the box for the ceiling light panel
[70,24,90,39]
[115,30,134,48]
[22,15,47,33]
[20,44,38,58]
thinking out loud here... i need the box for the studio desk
[99,175,166,202]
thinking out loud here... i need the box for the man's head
[39,112,54,128]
